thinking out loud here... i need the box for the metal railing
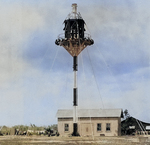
[57,33,92,40]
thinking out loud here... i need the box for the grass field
[0,136,150,145]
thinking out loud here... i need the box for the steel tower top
[55,3,94,57]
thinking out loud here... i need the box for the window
[64,124,69,132]
[106,123,111,131]
[97,123,101,131]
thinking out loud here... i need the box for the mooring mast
[55,3,94,136]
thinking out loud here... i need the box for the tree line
[0,124,58,136]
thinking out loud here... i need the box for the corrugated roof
[56,109,122,118]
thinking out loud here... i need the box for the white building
[56,109,123,137]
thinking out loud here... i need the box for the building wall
[58,118,73,136]
[78,117,120,136]
[118,117,121,136]
[58,117,121,136]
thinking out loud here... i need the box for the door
[81,123,93,136]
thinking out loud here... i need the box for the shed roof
[56,109,123,118]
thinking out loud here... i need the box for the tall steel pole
[55,3,94,136]
[73,56,78,136]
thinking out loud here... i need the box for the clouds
[81,1,150,66]
[0,0,75,126]
[0,0,150,126]
[0,1,46,85]
[81,1,150,84]
[0,1,50,125]
[84,0,148,38]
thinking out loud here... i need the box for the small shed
[121,117,150,135]
[56,109,123,137]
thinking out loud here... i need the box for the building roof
[121,117,150,131]
[56,109,123,118]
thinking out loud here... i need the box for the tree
[123,109,130,119]
[121,109,136,135]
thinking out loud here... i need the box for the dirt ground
[0,136,150,145]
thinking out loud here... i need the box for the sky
[0,0,150,126]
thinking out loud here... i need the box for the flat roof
[56,109,123,118]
